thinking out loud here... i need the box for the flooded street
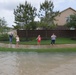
[0,52,76,75]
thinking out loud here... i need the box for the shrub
[0,33,9,41]
[71,37,76,40]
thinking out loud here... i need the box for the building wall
[54,8,76,26]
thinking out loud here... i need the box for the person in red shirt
[37,35,41,45]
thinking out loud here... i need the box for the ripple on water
[0,52,76,75]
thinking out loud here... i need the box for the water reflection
[0,52,76,75]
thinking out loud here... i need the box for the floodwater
[0,52,76,75]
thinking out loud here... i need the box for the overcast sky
[0,0,76,27]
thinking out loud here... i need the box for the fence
[17,30,76,38]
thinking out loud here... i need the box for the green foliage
[13,0,60,30]
[38,22,57,29]
[0,33,9,41]
[0,17,7,33]
[12,25,21,30]
[65,14,76,28]
[14,1,37,30]
[29,21,37,30]
[38,0,59,29]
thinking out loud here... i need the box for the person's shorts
[51,40,55,44]
[38,40,41,43]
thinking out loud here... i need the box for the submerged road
[0,43,76,49]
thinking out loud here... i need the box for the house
[54,7,76,26]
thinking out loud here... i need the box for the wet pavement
[0,43,76,49]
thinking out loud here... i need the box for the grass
[0,37,76,52]
[18,37,76,45]
[0,37,76,45]
[0,47,76,53]
[56,38,76,44]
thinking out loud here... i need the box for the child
[51,33,56,45]
[9,33,13,44]
[16,35,20,47]
[36,35,41,45]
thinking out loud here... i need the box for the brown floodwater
[0,52,76,75]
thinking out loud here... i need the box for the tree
[65,14,76,28]
[38,0,59,29]
[12,25,21,30]
[0,17,7,33]
[14,1,37,30]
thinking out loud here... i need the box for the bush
[20,38,26,42]
[0,33,9,41]
[71,37,76,40]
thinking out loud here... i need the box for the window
[66,16,70,22]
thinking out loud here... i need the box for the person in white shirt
[16,35,20,47]
[51,33,56,45]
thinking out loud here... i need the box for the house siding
[54,8,76,26]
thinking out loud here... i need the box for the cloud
[52,0,76,11]
[0,0,24,10]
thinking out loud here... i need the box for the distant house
[54,7,76,26]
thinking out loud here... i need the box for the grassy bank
[0,47,76,53]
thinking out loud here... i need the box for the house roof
[60,7,76,14]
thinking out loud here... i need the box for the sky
[0,0,76,27]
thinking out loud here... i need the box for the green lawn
[0,47,76,53]
[56,38,76,44]
[19,37,76,45]
[0,37,76,45]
